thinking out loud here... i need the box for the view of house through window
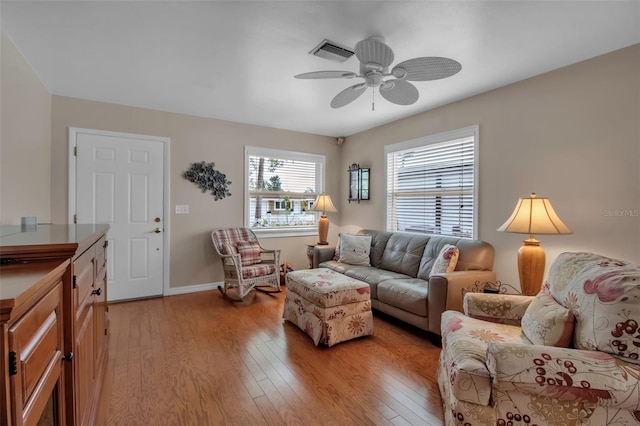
[245,147,325,235]
[385,126,478,238]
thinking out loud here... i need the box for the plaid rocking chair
[211,227,281,301]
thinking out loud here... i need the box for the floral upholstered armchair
[438,252,640,425]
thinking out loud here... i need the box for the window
[245,146,325,237]
[385,126,478,238]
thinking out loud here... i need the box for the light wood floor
[96,287,444,425]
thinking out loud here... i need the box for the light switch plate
[175,204,189,214]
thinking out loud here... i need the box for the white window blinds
[385,126,478,238]
[245,147,325,235]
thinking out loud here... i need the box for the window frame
[244,146,326,238]
[384,125,479,239]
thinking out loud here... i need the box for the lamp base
[518,238,546,296]
[317,215,330,245]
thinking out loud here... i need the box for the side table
[462,280,521,298]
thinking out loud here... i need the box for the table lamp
[497,193,572,295]
[312,193,337,245]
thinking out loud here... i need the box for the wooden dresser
[0,224,109,426]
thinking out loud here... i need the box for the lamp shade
[312,193,337,214]
[497,193,572,236]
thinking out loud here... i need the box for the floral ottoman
[283,268,373,347]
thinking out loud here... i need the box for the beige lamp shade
[498,193,571,296]
[497,193,572,236]
[312,193,338,214]
[312,193,337,245]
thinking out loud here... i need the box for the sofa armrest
[429,270,496,313]
[486,342,631,405]
[464,293,533,326]
[312,245,336,268]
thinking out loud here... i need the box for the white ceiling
[2,1,639,137]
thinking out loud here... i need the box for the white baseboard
[163,281,222,296]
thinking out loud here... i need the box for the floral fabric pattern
[286,269,371,308]
[439,252,640,425]
[547,252,640,364]
[440,311,529,405]
[430,244,459,276]
[521,292,575,347]
[464,293,533,326]
[283,268,373,347]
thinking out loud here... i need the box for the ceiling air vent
[309,39,354,63]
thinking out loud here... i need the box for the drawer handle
[92,288,103,296]
[63,352,74,361]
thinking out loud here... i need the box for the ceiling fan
[295,37,461,110]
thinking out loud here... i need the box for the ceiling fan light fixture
[365,72,383,88]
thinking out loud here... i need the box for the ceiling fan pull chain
[372,89,375,111]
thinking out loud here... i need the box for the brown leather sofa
[312,229,495,336]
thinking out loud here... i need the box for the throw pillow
[338,233,372,266]
[429,244,459,276]
[236,241,262,266]
[521,292,575,347]
[220,243,237,255]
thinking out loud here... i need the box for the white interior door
[74,130,165,301]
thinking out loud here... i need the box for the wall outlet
[175,205,189,214]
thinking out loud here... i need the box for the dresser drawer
[9,282,63,418]
[74,247,95,322]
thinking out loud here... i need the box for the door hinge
[103,240,108,248]
[8,351,17,376]
[105,328,108,336]
[72,275,77,289]
[74,146,77,156]
[73,214,77,224]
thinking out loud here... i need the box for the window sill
[251,227,317,239]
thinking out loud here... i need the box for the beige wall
[4,27,638,292]
[0,31,52,224]
[340,44,640,289]
[50,96,340,288]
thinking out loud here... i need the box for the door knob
[154,228,163,233]
[155,217,161,223]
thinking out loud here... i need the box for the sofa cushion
[377,279,428,317]
[338,233,372,266]
[547,252,640,364]
[318,262,411,299]
[440,310,530,406]
[380,233,430,277]
[521,292,575,347]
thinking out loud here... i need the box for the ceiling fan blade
[330,83,367,109]
[392,57,462,81]
[354,38,394,69]
[295,71,357,79]
[379,80,419,105]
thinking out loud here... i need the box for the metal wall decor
[348,163,370,203]
[183,161,231,200]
